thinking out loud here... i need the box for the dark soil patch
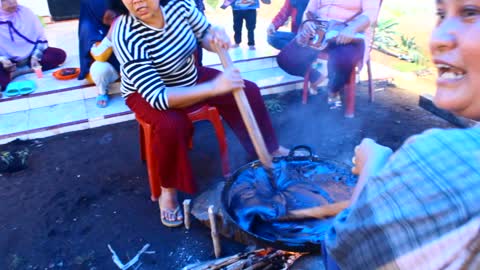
[0,85,452,269]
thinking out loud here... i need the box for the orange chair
[302,0,382,118]
[137,105,230,201]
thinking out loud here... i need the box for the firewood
[183,199,191,229]
[181,249,265,270]
[208,205,222,258]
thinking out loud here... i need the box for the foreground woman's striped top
[112,0,210,110]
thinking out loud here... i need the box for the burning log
[181,249,263,270]
[182,249,305,270]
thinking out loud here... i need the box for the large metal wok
[213,49,355,252]
[221,146,356,252]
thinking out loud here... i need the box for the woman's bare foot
[159,188,183,227]
[271,145,290,157]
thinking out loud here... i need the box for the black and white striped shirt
[112,0,210,110]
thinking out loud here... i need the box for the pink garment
[305,0,380,23]
[0,5,47,61]
[305,0,381,65]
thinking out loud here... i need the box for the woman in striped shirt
[111,0,288,227]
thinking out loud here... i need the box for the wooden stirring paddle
[216,47,273,169]
[276,200,350,221]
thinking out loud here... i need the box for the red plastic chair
[302,1,382,118]
[303,53,374,118]
[137,105,230,201]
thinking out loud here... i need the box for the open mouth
[436,63,467,81]
[135,6,148,14]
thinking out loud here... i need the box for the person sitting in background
[277,0,380,108]
[266,0,308,50]
[78,0,120,108]
[111,0,288,227]
[323,0,480,268]
[0,0,66,91]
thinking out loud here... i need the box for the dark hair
[109,0,170,15]
[109,0,129,15]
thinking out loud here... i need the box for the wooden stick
[277,200,350,221]
[208,205,222,258]
[216,48,273,169]
[183,199,191,230]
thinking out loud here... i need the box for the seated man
[0,0,66,91]
[323,0,480,268]
[266,0,308,50]
[78,0,120,108]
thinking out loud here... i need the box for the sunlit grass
[392,61,426,73]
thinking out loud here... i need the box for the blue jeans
[267,31,296,50]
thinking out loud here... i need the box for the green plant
[373,18,399,50]
[397,35,427,66]
[206,0,220,9]
[373,17,428,68]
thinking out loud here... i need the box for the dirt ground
[0,84,453,270]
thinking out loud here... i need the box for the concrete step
[0,48,282,115]
[0,66,304,144]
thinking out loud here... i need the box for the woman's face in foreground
[430,0,480,120]
[121,0,161,23]
[1,0,18,13]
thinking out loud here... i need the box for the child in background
[222,0,267,50]
[78,0,120,108]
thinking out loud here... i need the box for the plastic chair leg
[137,118,161,201]
[344,70,356,118]
[367,60,374,103]
[207,106,230,177]
[302,68,311,104]
[139,124,146,162]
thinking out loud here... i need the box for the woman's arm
[201,26,231,52]
[90,18,120,62]
[345,14,370,34]
[350,138,393,204]
[167,66,244,108]
[270,0,293,31]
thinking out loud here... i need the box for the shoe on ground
[231,43,240,48]
[248,45,256,50]
[96,94,109,108]
[328,95,342,109]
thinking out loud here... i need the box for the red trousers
[126,66,279,194]
[0,47,67,90]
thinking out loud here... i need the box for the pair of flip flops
[160,206,184,227]
[4,80,36,97]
